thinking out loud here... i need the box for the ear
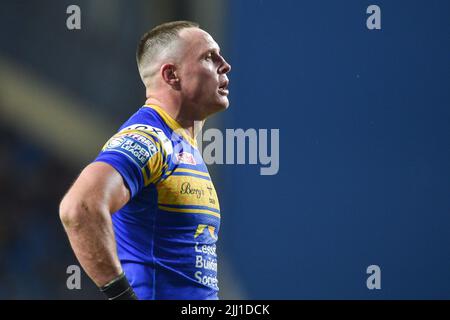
[161,63,180,87]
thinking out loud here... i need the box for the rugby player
[59,21,231,300]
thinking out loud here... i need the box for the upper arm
[62,125,167,218]
[63,162,130,215]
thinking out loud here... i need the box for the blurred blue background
[0,0,449,299]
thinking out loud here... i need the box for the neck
[145,96,205,140]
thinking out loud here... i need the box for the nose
[219,58,231,74]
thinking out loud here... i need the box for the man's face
[177,28,231,119]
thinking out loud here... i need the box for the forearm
[60,200,122,287]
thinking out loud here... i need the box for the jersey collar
[144,104,198,148]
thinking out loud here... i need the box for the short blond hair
[136,21,199,83]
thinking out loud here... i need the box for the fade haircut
[136,20,199,85]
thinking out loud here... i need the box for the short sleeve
[94,129,166,198]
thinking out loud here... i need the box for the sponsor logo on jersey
[180,182,204,199]
[120,124,173,155]
[104,133,157,167]
[107,137,125,149]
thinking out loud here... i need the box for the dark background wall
[219,0,450,299]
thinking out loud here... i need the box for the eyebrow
[200,47,221,57]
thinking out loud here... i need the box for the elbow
[59,196,81,229]
[59,194,108,229]
[59,195,93,229]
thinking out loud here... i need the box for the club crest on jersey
[175,152,197,165]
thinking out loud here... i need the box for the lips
[218,88,229,96]
[218,80,229,96]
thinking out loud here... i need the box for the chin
[203,102,228,119]
[220,96,230,109]
[216,100,230,112]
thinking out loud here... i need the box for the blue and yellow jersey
[94,104,220,300]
